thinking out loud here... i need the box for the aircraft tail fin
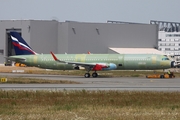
[10,31,38,55]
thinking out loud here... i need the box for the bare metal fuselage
[10,54,172,71]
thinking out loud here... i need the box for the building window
[174,48,179,51]
[159,43,165,46]
[175,39,179,42]
[165,48,170,50]
[0,49,4,55]
[166,34,180,37]
[171,53,174,55]
[170,48,174,50]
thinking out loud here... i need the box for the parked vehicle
[146,72,175,78]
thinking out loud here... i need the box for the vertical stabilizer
[10,31,38,55]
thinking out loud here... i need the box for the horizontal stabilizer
[5,56,26,61]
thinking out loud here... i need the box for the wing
[50,52,114,71]
[50,52,96,67]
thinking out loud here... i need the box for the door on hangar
[6,29,22,57]
[5,29,22,65]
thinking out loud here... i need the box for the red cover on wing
[92,64,107,71]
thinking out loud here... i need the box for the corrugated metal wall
[58,22,158,54]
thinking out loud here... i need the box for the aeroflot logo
[10,35,37,55]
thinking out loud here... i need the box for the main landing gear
[84,72,98,78]
[92,72,98,77]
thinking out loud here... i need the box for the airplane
[6,31,178,78]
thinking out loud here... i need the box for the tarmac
[0,73,180,91]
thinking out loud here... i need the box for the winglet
[50,51,66,63]
[50,51,58,61]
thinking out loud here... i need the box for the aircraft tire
[160,75,164,78]
[92,73,98,78]
[84,73,90,78]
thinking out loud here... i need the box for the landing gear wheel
[84,73,90,78]
[160,75,164,78]
[92,72,98,78]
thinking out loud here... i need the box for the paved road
[0,73,180,91]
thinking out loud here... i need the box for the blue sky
[0,0,180,23]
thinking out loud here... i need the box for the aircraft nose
[171,61,175,68]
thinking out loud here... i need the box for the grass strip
[0,90,180,119]
[0,77,81,84]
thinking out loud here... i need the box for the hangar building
[0,20,158,63]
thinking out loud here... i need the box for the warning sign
[1,78,7,82]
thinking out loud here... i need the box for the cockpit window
[162,58,169,60]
